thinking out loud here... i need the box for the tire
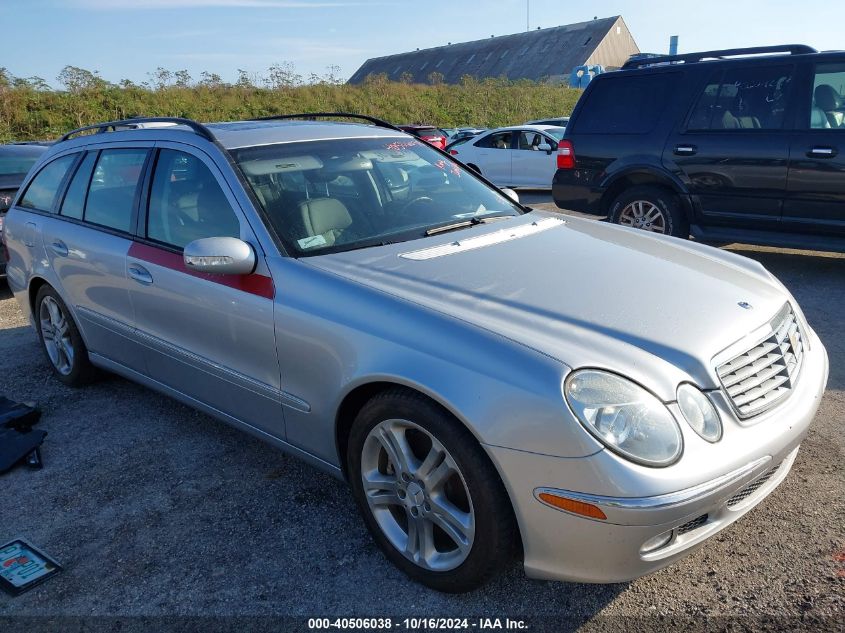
[34,285,97,387]
[348,388,517,593]
[609,185,688,238]
[466,163,481,175]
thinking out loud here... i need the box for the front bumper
[486,331,828,583]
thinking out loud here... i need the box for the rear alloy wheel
[35,285,96,386]
[348,389,516,593]
[609,185,688,238]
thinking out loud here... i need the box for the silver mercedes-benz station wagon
[3,115,829,592]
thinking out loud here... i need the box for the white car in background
[447,125,566,189]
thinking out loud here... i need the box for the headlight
[564,370,683,467]
[677,383,722,442]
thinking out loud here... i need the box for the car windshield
[232,137,523,256]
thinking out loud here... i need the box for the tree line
[0,64,581,143]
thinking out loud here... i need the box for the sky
[3,0,844,87]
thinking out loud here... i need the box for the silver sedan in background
[3,115,829,592]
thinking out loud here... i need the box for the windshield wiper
[424,214,513,236]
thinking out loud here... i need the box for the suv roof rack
[621,44,818,70]
[59,116,217,143]
[250,112,402,132]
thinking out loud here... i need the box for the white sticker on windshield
[298,235,328,249]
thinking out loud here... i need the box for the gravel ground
[0,203,843,632]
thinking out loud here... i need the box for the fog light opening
[640,530,673,554]
[537,493,607,520]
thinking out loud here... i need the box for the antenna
[526,0,529,31]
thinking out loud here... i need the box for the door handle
[128,264,153,285]
[807,146,837,158]
[674,145,698,156]
[49,240,68,257]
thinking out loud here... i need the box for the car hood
[303,212,789,400]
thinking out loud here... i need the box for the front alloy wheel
[360,419,475,571]
[348,389,517,593]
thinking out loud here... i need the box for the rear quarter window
[572,73,680,135]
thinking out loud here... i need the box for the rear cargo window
[18,154,78,212]
[573,74,679,135]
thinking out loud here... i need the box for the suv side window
[574,74,678,134]
[808,63,845,129]
[18,154,78,212]
[85,149,148,232]
[147,149,240,249]
[475,132,512,149]
[687,66,794,131]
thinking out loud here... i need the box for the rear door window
[18,154,78,212]
[85,149,148,232]
[686,65,794,131]
[574,74,679,134]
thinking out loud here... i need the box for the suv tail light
[449,149,459,156]
[557,140,575,169]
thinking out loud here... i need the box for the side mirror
[501,188,520,203]
[537,143,552,154]
[184,237,256,275]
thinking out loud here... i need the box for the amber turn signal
[538,492,607,520]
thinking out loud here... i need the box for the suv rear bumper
[551,177,605,215]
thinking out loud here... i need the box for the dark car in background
[552,45,845,252]
[526,117,569,128]
[398,125,448,150]
[1,142,50,272]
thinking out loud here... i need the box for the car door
[512,130,557,187]
[38,146,152,372]
[126,143,285,438]
[468,131,513,185]
[784,60,845,236]
[663,64,797,230]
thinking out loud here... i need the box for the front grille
[677,514,708,534]
[716,303,804,418]
[727,463,781,508]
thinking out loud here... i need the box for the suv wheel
[348,389,516,593]
[35,285,97,386]
[609,186,688,238]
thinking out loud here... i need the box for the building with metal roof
[348,16,639,85]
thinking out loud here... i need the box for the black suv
[552,45,845,252]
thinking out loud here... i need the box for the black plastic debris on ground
[0,396,45,474]
[0,539,62,595]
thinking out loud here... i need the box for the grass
[0,75,582,142]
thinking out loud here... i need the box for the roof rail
[59,116,216,143]
[621,45,818,70]
[250,112,403,132]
